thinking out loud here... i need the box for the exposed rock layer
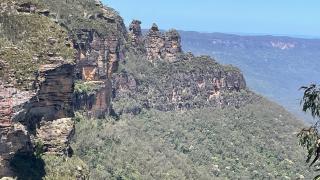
[145,23,165,60]
[0,123,31,177]
[0,63,75,177]
[0,81,33,177]
[162,29,182,61]
[20,64,74,127]
[129,20,143,47]
[73,80,112,118]
[144,24,183,61]
[70,4,127,118]
[35,118,74,155]
[0,1,250,178]
[112,56,249,113]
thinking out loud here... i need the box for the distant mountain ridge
[0,0,315,178]
[180,31,320,50]
[179,30,320,122]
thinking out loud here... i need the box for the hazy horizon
[104,0,320,39]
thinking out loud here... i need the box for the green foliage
[112,96,142,115]
[298,128,319,165]
[301,84,320,118]
[119,53,240,80]
[73,111,86,123]
[0,13,75,89]
[10,152,88,180]
[74,80,99,95]
[42,155,89,180]
[40,0,123,37]
[298,84,320,179]
[34,141,45,159]
[72,98,313,179]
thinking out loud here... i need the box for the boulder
[17,2,37,13]
[35,118,74,155]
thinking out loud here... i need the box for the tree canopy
[298,84,320,180]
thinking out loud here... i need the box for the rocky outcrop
[0,123,31,177]
[14,64,74,130]
[1,3,129,174]
[0,0,129,177]
[111,20,250,114]
[0,62,75,177]
[112,56,250,113]
[145,23,165,60]
[144,23,183,61]
[72,29,121,118]
[16,2,37,13]
[128,20,143,47]
[35,118,74,156]
[162,29,182,61]
[71,4,127,119]
[0,81,33,177]
[73,29,109,80]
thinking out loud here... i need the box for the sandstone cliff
[0,0,126,177]
[0,0,250,178]
[112,21,250,114]
[144,23,183,61]
[112,55,251,115]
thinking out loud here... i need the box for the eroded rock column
[162,29,182,61]
[144,24,182,62]
[145,23,165,61]
[129,20,143,47]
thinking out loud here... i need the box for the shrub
[74,81,99,95]
[72,98,315,179]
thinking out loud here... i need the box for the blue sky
[103,0,320,38]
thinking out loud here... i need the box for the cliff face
[18,64,74,128]
[73,80,112,118]
[0,122,31,177]
[112,56,250,114]
[0,80,33,176]
[0,0,126,177]
[0,0,250,178]
[69,1,127,118]
[145,23,165,60]
[112,21,249,114]
[0,62,75,177]
[144,23,183,61]
[72,28,119,117]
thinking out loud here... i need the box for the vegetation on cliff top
[119,53,242,79]
[42,0,124,37]
[112,53,249,114]
[0,1,312,180]
[0,13,74,89]
[0,0,125,90]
